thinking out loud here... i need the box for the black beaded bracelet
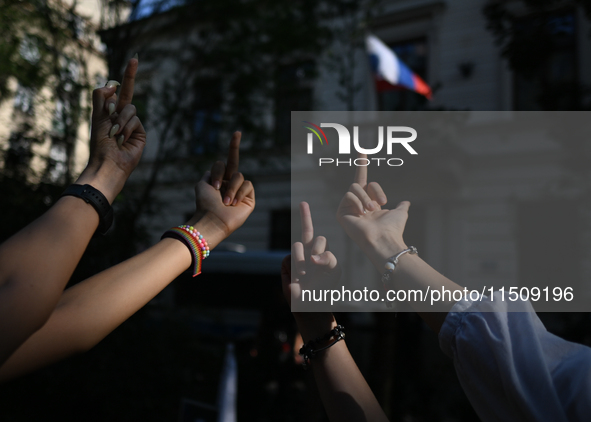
[299,325,345,369]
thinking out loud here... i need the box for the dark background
[2,0,591,421]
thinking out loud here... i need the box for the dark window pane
[270,209,291,250]
[192,78,222,155]
[275,61,315,144]
[513,11,577,110]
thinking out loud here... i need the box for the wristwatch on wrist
[61,184,114,235]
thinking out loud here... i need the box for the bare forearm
[362,236,463,332]
[312,342,389,422]
[0,165,126,364]
[0,196,99,363]
[0,213,225,381]
[296,316,389,422]
[57,238,191,345]
[0,239,188,381]
[0,163,125,292]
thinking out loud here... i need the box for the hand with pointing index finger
[280,205,390,422]
[281,202,339,342]
[209,131,247,206]
[79,56,146,203]
[288,202,340,290]
[187,132,255,246]
[336,153,410,262]
[89,56,144,171]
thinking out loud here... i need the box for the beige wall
[0,0,129,182]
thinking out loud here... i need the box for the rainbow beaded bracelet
[161,225,210,277]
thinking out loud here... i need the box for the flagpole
[217,342,237,422]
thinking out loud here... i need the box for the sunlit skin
[0,57,143,367]
[0,133,254,382]
[336,153,464,332]
[281,202,389,422]
[280,153,466,421]
[0,58,255,381]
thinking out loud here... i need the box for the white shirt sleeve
[439,291,591,422]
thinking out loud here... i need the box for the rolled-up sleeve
[439,291,591,422]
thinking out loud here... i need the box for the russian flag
[366,34,432,100]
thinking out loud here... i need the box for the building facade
[0,0,123,185]
[98,1,591,311]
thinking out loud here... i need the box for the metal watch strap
[61,184,114,235]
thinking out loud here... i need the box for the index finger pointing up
[224,131,241,179]
[116,56,139,113]
[300,201,314,246]
[354,152,368,187]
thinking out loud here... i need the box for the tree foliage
[484,0,591,110]
[98,0,371,235]
[0,0,98,186]
[0,1,136,276]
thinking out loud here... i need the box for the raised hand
[88,57,145,179]
[289,202,340,294]
[78,57,145,203]
[336,154,410,262]
[281,202,339,341]
[189,132,255,246]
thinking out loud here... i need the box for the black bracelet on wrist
[61,184,114,235]
[299,325,345,369]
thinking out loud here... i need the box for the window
[378,38,429,111]
[275,61,315,144]
[19,36,40,64]
[517,200,581,292]
[52,99,68,136]
[191,79,222,155]
[59,55,80,92]
[269,209,291,250]
[130,0,185,21]
[513,11,577,110]
[13,84,35,115]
